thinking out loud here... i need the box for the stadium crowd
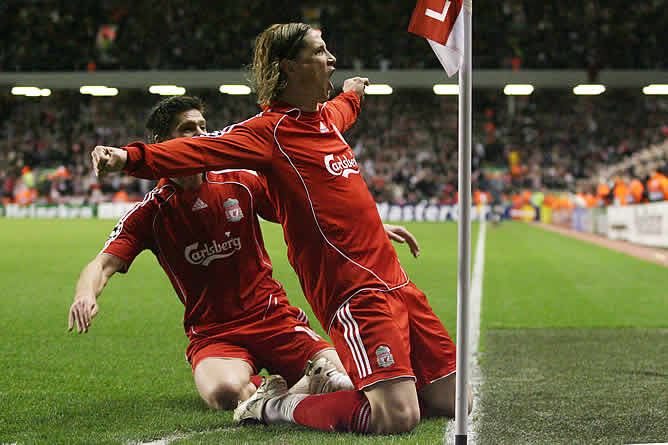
[2,0,665,72]
[1,88,666,207]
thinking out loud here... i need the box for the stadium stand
[1,89,665,206]
[1,1,666,206]
[2,1,665,71]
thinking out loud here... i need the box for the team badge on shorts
[375,345,394,368]
[224,198,243,222]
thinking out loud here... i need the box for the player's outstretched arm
[384,224,420,258]
[91,145,128,178]
[68,254,127,334]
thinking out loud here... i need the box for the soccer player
[69,95,361,411]
[91,23,471,434]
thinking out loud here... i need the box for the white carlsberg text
[185,238,242,266]
[324,152,360,178]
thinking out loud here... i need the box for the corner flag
[408,0,465,76]
[410,1,473,444]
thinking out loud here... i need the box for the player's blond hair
[249,23,311,106]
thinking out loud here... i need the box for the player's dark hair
[249,23,312,106]
[145,96,205,143]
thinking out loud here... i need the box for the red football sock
[292,390,371,433]
[250,375,263,389]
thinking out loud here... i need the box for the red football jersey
[122,91,409,329]
[102,170,288,333]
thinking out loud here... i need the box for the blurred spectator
[1,1,664,71]
[0,88,665,205]
[112,187,130,203]
[596,181,612,206]
[612,177,629,205]
[21,166,35,188]
[627,178,644,205]
[647,168,668,202]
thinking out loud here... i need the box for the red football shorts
[328,281,456,391]
[186,302,333,386]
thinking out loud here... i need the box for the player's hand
[91,146,127,178]
[343,77,370,102]
[384,224,420,258]
[68,296,99,334]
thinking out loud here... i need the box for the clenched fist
[343,77,370,102]
[91,145,128,178]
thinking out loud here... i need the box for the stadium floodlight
[148,85,186,95]
[433,84,459,95]
[573,84,606,95]
[80,86,119,96]
[364,84,393,95]
[643,84,668,95]
[504,84,534,95]
[11,86,51,96]
[219,84,252,95]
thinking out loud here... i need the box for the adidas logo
[191,198,208,211]
[319,121,329,133]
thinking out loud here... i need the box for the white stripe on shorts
[336,303,372,379]
[336,308,363,378]
[344,304,373,376]
[294,325,321,342]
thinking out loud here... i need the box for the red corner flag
[409,0,464,76]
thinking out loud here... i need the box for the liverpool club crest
[224,198,243,222]
[375,345,394,368]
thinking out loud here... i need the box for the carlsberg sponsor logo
[185,238,242,266]
[324,153,359,178]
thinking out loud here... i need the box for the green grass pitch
[0,219,665,444]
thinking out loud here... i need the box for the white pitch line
[468,217,487,445]
[469,218,486,355]
[128,426,240,445]
[446,217,487,445]
[130,432,190,445]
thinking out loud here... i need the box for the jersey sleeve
[322,90,361,134]
[123,117,274,180]
[251,173,279,223]
[101,201,154,273]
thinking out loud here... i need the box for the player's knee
[202,379,248,411]
[371,401,420,434]
[426,388,472,418]
[396,406,420,433]
[385,404,420,433]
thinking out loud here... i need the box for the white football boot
[233,375,288,423]
[289,357,354,394]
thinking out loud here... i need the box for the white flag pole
[455,1,472,444]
